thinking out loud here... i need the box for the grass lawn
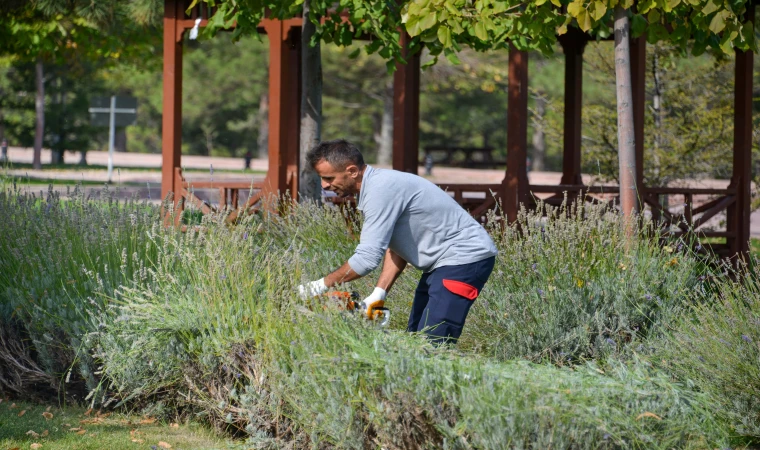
[0,400,235,450]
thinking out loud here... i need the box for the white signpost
[89,96,137,183]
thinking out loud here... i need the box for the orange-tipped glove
[360,287,387,320]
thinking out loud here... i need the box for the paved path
[5,147,760,237]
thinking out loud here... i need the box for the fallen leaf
[69,427,81,432]
[96,411,111,418]
[636,411,663,421]
[169,423,179,429]
[41,430,49,437]
[42,412,53,420]
[45,406,51,411]
[30,444,42,450]
[139,417,156,425]
[157,442,172,449]
[26,430,40,438]
[8,447,20,450]
[9,402,16,408]
[80,418,103,425]
[76,429,87,435]
[64,423,71,427]
[131,439,144,444]
[17,410,26,417]
[84,408,93,416]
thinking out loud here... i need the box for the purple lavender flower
[605,338,616,347]
[719,338,731,347]
[645,294,652,301]
[742,335,752,343]
[531,263,537,270]
[235,373,241,379]
[537,288,545,296]
[406,376,412,382]
[243,232,249,240]
[603,434,611,440]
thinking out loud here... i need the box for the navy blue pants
[407,256,495,344]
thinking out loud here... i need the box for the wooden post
[558,28,587,186]
[727,4,755,259]
[262,19,302,203]
[393,32,420,174]
[503,43,529,222]
[631,34,646,208]
[161,0,183,203]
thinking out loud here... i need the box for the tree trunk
[257,92,269,159]
[51,76,64,165]
[651,45,662,183]
[375,81,393,165]
[298,0,323,202]
[531,93,546,172]
[614,6,639,221]
[79,151,87,165]
[33,58,44,170]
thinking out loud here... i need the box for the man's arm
[323,261,362,287]
[375,249,407,293]
[323,249,406,290]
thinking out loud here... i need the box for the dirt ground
[5,147,759,237]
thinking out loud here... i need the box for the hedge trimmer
[317,291,391,327]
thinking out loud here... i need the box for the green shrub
[449,200,708,364]
[0,182,159,396]
[654,263,760,439]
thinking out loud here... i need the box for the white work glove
[360,287,387,320]
[297,278,327,300]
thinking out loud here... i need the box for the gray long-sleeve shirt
[347,166,498,275]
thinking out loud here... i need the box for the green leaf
[551,0,562,6]
[647,9,660,23]
[631,14,648,37]
[347,48,361,59]
[406,15,421,36]
[444,47,461,64]
[535,0,549,5]
[567,0,583,17]
[638,0,656,13]
[590,1,607,21]
[418,10,438,32]
[474,21,488,40]
[437,25,452,47]
[701,0,719,16]
[577,10,592,32]
[449,18,464,34]
[708,10,730,34]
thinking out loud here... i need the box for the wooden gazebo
[161,0,756,258]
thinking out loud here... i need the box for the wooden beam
[161,0,183,203]
[261,19,302,204]
[631,33,646,207]
[504,43,530,222]
[727,4,755,259]
[559,28,587,186]
[393,32,420,174]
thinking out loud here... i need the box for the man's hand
[360,287,387,320]
[297,278,327,299]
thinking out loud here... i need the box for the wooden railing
[173,168,265,224]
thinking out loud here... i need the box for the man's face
[314,159,360,197]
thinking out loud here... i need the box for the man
[297,139,498,343]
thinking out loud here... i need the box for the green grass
[0,400,232,450]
